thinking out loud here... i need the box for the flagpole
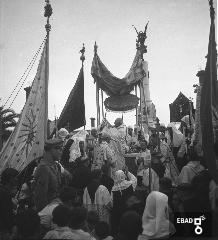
[44,0,52,141]
[94,42,100,126]
[80,43,86,130]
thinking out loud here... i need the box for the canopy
[91,50,144,96]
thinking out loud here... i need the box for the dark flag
[58,67,86,131]
[200,0,218,184]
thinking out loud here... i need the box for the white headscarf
[69,130,88,162]
[58,128,69,140]
[166,122,184,147]
[112,170,132,192]
[140,191,175,239]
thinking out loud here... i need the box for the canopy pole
[94,42,101,126]
[44,0,52,141]
[135,85,138,126]
[101,90,104,120]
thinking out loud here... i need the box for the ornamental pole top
[44,0,53,33]
[80,43,85,65]
[94,41,98,55]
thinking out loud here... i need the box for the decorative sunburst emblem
[18,109,37,158]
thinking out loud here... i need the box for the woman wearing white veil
[138,191,176,240]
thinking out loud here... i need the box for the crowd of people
[0,117,218,239]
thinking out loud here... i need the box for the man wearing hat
[33,138,63,212]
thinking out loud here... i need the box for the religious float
[89,22,165,187]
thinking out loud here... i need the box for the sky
[0,0,216,130]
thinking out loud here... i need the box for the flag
[58,67,86,131]
[200,2,218,184]
[0,40,49,173]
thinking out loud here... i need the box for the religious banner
[58,67,86,131]
[200,1,218,184]
[0,41,48,172]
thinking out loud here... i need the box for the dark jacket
[0,184,15,232]
[111,185,134,235]
[101,174,114,193]
[33,155,62,212]
[71,164,92,190]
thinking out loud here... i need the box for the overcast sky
[0,0,216,129]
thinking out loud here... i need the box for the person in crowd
[16,208,41,239]
[188,170,211,212]
[114,118,129,154]
[43,205,74,239]
[180,115,194,139]
[166,122,187,171]
[126,125,138,147]
[210,139,218,237]
[69,206,95,240]
[159,177,173,210]
[0,167,19,239]
[178,146,204,184]
[170,189,190,237]
[39,186,77,231]
[92,133,116,178]
[71,155,92,203]
[100,164,114,194]
[138,191,176,240]
[125,193,145,218]
[83,169,112,225]
[87,128,99,165]
[33,138,63,211]
[160,136,179,186]
[69,131,88,163]
[136,140,159,192]
[94,221,113,240]
[114,118,127,139]
[111,169,137,235]
[57,128,69,144]
[60,138,74,169]
[171,189,185,214]
[176,183,194,213]
[114,211,142,240]
[87,210,100,234]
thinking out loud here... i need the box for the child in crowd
[114,211,142,240]
[16,208,41,239]
[87,210,100,234]
[69,206,95,240]
[94,221,113,240]
[43,204,74,239]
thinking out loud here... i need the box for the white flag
[0,42,48,172]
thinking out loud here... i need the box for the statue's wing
[144,21,149,34]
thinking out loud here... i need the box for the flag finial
[80,43,85,65]
[44,0,53,33]
[94,42,98,55]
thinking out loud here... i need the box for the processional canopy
[91,22,149,112]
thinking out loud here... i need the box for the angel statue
[132,21,149,52]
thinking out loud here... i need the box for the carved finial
[44,0,53,33]
[80,43,85,65]
[94,41,98,54]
